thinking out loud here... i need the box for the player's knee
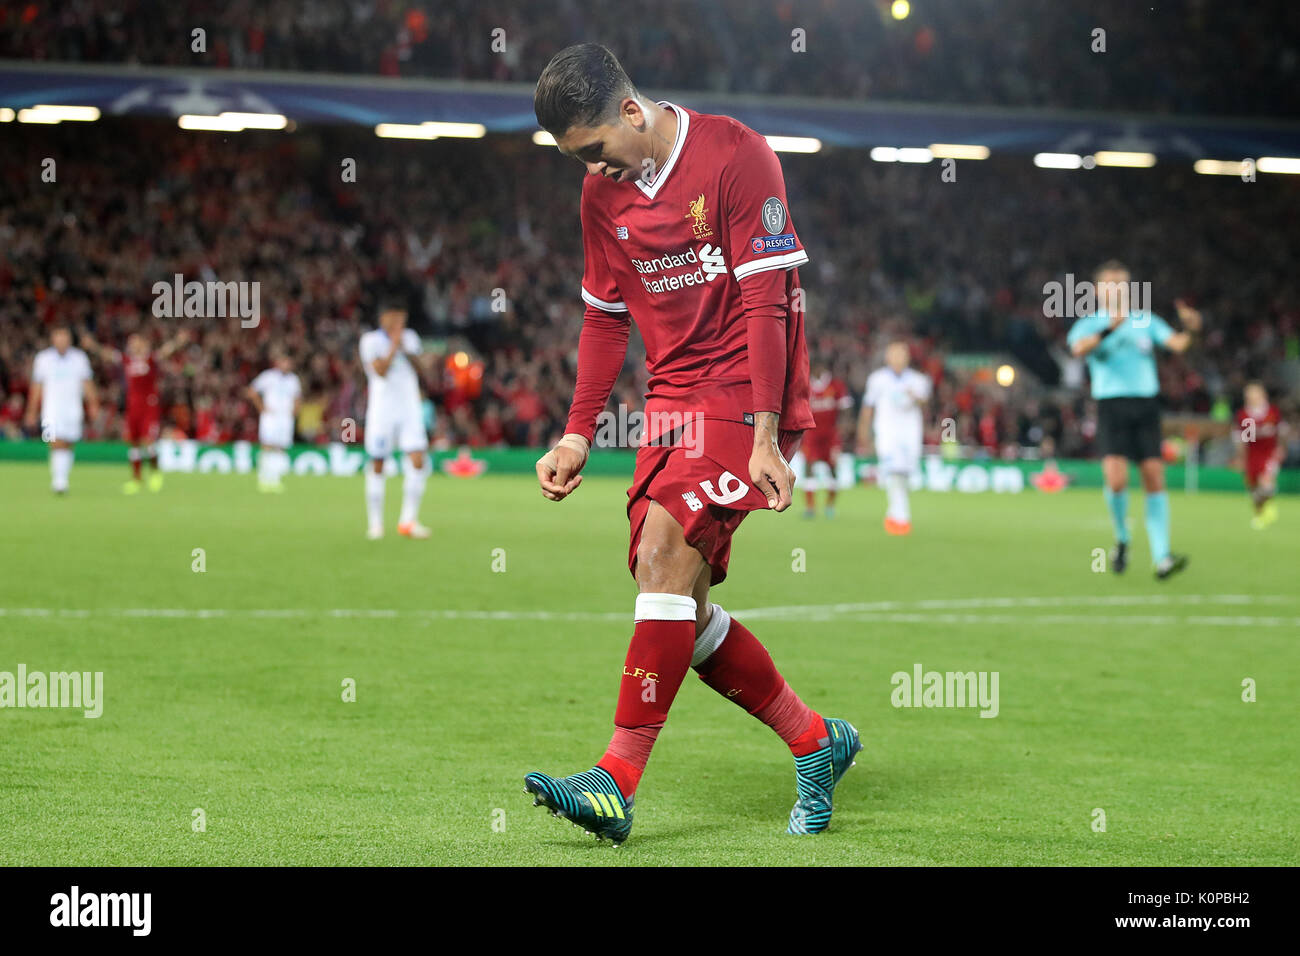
[635,532,698,595]
[635,538,685,588]
[691,572,712,634]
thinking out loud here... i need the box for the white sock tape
[691,603,730,667]
[634,592,697,622]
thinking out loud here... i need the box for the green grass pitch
[0,462,1295,866]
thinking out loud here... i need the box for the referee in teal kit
[1067,260,1202,579]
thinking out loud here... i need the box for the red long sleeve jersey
[564,102,815,443]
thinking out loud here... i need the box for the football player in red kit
[1235,381,1286,529]
[84,329,188,493]
[526,44,860,845]
[802,359,853,518]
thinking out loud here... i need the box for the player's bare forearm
[159,330,189,359]
[24,384,40,427]
[83,337,120,365]
[1071,334,1103,358]
[856,407,873,452]
[370,338,403,377]
[84,382,100,420]
[748,411,793,511]
[752,410,781,448]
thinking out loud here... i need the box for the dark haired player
[525,44,860,845]
[359,304,433,540]
[802,358,853,519]
[25,326,98,494]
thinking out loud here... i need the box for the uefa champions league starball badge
[762,196,787,235]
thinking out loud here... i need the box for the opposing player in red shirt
[84,329,188,494]
[525,45,860,845]
[802,359,853,518]
[1234,381,1286,529]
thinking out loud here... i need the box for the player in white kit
[24,327,99,495]
[359,305,432,539]
[856,341,931,535]
[247,349,302,493]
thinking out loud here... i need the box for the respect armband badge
[750,234,797,254]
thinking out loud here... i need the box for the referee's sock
[1145,491,1171,565]
[1104,486,1130,544]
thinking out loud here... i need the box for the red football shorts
[125,404,160,443]
[627,418,804,586]
[1245,453,1280,489]
[802,431,840,467]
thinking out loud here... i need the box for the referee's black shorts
[1096,396,1163,461]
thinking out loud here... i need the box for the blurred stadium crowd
[3,0,1297,118]
[1,120,1296,463]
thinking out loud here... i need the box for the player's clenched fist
[536,433,591,501]
[750,442,795,512]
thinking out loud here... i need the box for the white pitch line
[730,594,1296,618]
[0,594,1296,626]
[820,613,1300,628]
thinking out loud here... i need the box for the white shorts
[365,407,428,458]
[259,414,294,449]
[42,414,82,444]
[876,436,921,476]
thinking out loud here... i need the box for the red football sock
[756,682,828,756]
[597,593,696,797]
[131,458,142,480]
[696,613,827,756]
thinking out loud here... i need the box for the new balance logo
[582,792,626,819]
[682,490,704,512]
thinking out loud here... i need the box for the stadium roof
[4,60,1300,161]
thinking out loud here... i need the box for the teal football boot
[787,717,861,834]
[524,766,633,846]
